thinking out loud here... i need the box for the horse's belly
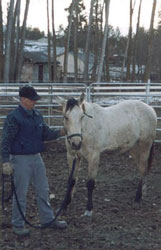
[80,128,139,156]
[103,136,138,154]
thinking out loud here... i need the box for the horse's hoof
[132,201,141,210]
[142,184,147,196]
[84,210,93,216]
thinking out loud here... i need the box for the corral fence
[0,81,161,142]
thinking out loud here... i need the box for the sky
[2,0,161,36]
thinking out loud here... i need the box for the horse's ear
[55,96,66,107]
[82,103,86,113]
[79,93,85,105]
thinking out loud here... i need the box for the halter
[67,133,83,140]
[64,126,83,141]
[65,110,92,143]
[66,133,82,150]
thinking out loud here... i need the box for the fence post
[146,79,150,104]
[48,85,52,126]
[86,86,91,102]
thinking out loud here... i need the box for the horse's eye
[64,116,68,121]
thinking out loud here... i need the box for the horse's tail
[147,142,155,173]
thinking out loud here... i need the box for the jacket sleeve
[1,114,19,163]
[42,121,62,141]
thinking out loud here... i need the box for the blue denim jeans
[10,153,54,227]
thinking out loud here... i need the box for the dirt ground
[1,139,161,250]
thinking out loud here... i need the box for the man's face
[21,97,37,110]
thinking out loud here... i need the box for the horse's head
[57,93,86,150]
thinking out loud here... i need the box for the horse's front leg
[63,152,81,210]
[84,153,100,216]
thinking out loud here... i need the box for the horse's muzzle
[71,141,82,150]
[67,133,82,150]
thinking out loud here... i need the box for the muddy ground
[1,139,161,250]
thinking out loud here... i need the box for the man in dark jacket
[1,86,67,236]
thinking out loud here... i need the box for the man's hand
[60,128,67,136]
[2,162,12,175]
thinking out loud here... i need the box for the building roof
[24,39,65,55]
[23,51,60,65]
[24,51,48,64]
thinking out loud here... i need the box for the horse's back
[120,100,157,135]
[81,100,157,154]
[108,100,156,123]
[107,100,157,141]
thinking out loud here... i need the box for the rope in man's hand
[2,162,12,175]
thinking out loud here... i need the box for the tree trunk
[144,0,157,83]
[105,44,110,81]
[91,0,99,81]
[63,0,75,82]
[83,0,95,83]
[121,0,135,82]
[52,0,57,82]
[121,36,129,81]
[132,0,142,82]
[15,0,30,83]
[74,0,78,82]
[10,0,21,81]
[126,0,136,81]
[47,0,51,82]
[4,0,15,83]
[14,0,21,81]
[97,0,110,83]
[0,0,3,82]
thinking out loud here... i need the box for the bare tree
[126,0,136,81]
[144,0,157,82]
[47,0,51,82]
[74,0,78,82]
[91,0,103,81]
[132,0,142,81]
[10,0,21,81]
[83,0,95,83]
[121,0,135,82]
[97,0,110,82]
[4,0,15,83]
[0,0,3,82]
[63,0,75,82]
[52,0,57,81]
[15,0,30,82]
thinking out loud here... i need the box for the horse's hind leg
[130,142,154,203]
[84,153,100,216]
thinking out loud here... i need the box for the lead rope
[1,174,13,211]
[2,157,77,229]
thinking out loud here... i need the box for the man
[1,85,67,236]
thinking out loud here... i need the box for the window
[38,64,43,82]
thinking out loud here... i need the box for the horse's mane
[66,98,79,112]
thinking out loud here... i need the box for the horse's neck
[84,101,93,112]
[82,102,91,116]
[84,101,100,114]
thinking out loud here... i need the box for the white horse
[57,93,157,216]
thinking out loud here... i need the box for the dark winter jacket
[1,105,61,162]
